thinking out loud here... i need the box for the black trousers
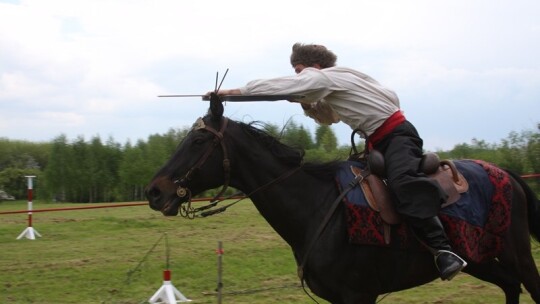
[372,121,448,219]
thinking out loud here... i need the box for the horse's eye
[193,136,206,145]
[191,129,212,145]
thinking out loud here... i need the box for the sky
[1,0,539,151]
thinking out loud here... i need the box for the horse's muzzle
[145,186,161,210]
[146,185,183,216]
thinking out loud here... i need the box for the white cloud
[39,111,85,125]
[1,0,539,151]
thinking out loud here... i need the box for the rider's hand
[205,89,242,96]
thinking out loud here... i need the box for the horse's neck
[235,167,338,250]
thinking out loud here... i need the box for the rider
[211,42,467,281]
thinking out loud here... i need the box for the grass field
[1,199,538,304]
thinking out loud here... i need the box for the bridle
[173,116,231,218]
[171,116,304,219]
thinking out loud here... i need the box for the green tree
[315,125,338,152]
[70,136,91,202]
[442,139,501,164]
[0,138,47,199]
[0,138,50,171]
[315,125,330,146]
[281,120,314,150]
[117,127,190,201]
[526,123,540,174]
[499,132,527,173]
[103,137,123,201]
[0,167,40,199]
[43,135,73,201]
[118,140,149,201]
[83,136,122,202]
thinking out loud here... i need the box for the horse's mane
[237,120,341,181]
[238,121,305,166]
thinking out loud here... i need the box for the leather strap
[297,170,367,282]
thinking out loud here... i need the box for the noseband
[174,117,231,216]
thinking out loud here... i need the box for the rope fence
[0,196,246,216]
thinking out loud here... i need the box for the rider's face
[294,64,307,74]
[294,63,322,74]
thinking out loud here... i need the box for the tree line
[0,121,538,202]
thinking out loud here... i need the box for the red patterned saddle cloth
[338,159,512,263]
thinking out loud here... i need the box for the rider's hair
[290,43,337,69]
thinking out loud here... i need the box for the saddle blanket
[337,159,512,263]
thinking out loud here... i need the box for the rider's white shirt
[239,66,401,136]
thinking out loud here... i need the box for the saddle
[350,150,469,244]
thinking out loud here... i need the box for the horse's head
[146,93,307,216]
[146,93,229,216]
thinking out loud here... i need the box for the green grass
[0,200,538,303]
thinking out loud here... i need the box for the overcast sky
[1,0,539,151]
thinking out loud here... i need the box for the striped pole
[16,176,41,240]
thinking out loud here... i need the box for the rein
[195,165,303,218]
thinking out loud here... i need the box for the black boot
[407,216,467,281]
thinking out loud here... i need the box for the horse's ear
[209,92,224,121]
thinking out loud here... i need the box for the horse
[146,96,540,304]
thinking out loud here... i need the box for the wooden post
[216,241,224,304]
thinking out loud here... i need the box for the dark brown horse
[146,97,540,303]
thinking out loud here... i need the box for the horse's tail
[505,169,540,242]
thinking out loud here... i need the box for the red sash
[368,111,406,149]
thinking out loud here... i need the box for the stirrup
[434,250,468,281]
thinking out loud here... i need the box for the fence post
[217,241,224,304]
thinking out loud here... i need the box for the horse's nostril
[146,186,161,200]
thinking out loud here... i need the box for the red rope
[0,196,246,215]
